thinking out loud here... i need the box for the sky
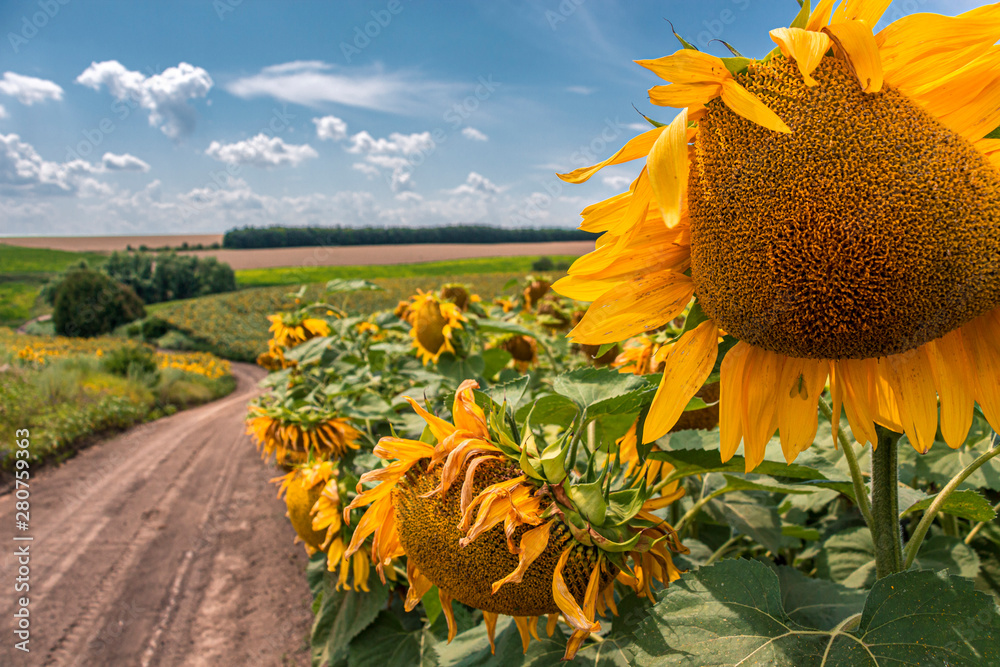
[0,0,975,237]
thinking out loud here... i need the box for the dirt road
[0,363,313,666]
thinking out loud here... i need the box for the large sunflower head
[272,461,337,553]
[406,290,467,365]
[246,408,361,464]
[342,381,687,660]
[267,312,331,348]
[557,1,1000,469]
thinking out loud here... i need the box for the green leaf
[624,559,1000,666]
[774,565,867,631]
[434,616,568,666]
[552,367,648,411]
[790,0,811,29]
[539,439,568,484]
[606,486,647,525]
[475,318,537,339]
[567,479,608,526]
[282,335,335,364]
[481,348,512,380]
[308,556,389,667]
[481,375,531,414]
[721,56,752,75]
[437,353,486,385]
[815,526,876,589]
[649,446,847,484]
[326,278,383,293]
[719,474,815,496]
[900,488,998,522]
[912,535,982,579]
[986,124,1000,140]
[347,611,438,667]
[517,393,579,426]
[899,435,1000,491]
[704,491,784,554]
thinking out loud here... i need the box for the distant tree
[104,250,236,303]
[52,269,145,337]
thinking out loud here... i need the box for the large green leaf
[704,491,784,554]
[625,559,1000,665]
[649,447,847,484]
[911,535,982,579]
[434,616,568,666]
[348,610,438,667]
[326,278,383,293]
[900,488,998,522]
[475,318,538,339]
[307,555,390,667]
[552,367,648,410]
[815,526,876,589]
[774,565,866,631]
[898,435,1000,492]
[437,353,486,384]
[480,375,531,412]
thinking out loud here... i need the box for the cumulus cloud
[461,127,488,142]
[313,115,348,141]
[447,171,501,197]
[205,134,318,168]
[101,152,150,172]
[225,61,460,115]
[76,61,213,138]
[0,72,64,105]
[602,175,631,190]
[0,133,103,195]
[346,130,437,193]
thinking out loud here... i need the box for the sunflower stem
[871,425,903,579]
[818,398,875,529]
[904,438,1000,569]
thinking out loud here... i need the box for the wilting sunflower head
[578,342,619,367]
[522,277,551,310]
[272,461,336,552]
[556,1,1000,468]
[342,380,688,660]
[407,291,466,365]
[499,334,538,371]
[440,283,472,311]
[246,407,361,464]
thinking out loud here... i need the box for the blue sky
[0,0,973,236]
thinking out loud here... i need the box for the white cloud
[225,61,460,115]
[602,175,631,190]
[461,127,489,142]
[0,133,103,195]
[565,86,595,95]
[626,122,650,131]
[0,104,6,119]
[446,171,501,197]
[0,72,64,105]
[205,134,318,168]
[346,130,434,156]
[313,115,348,141]
[101,152,150,172]
[76,61,213,138]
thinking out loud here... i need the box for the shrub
[102,345,159,379]
[141,317,170,341]
[531,256,555,271]
[52,270,145,337]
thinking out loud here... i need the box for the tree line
[222,225,596,249]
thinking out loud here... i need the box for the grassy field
[0,244,107,273]
[0,245,109,326]
[234,255,576,287]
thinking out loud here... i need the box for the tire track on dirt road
[0,363,313,666]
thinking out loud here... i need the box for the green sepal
[589,525,643,553]
[985,124,1000,139]
[790,0,811,29]
[540,439,568,484]
[721,56,752,76]
[518,445,545,481]
[567,479,608,526]
[595,342,618,359]
[606,485,648,526]
[666,19,699,51]
[718,41,744,57]
[679,299,710,337]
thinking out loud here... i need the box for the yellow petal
[832,0,892,27]
[926,331,975,449]
[770,27,833,86]
[720,79,792,134]
[824,20,884,92]
[719,342,751,462]
[402,396,455,442]
[492,521,553,593]
[775,357,830,464]
[453,379,488,438]
[484,611,499,654]
[439,588,457,643]
[568,270,694,345]
[636,49,731,84]
[552,548,601,634]
[836,358,878,447]
[578,191,630,233]
[829,361,843,449]
[937,75,1000,141]
[963,310,1000,434]
[643,321,720,443]
[649,82,723,108]
[558,126,666,184]
[513,616,532,653]
[740,346,782,472]
[647,109,689,229]
[883,349,937,454]
[806,0,837,31]
[545,613,559,637]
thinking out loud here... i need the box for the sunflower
[246,409,361,464]
[342,381,687,660]
[493,297,515,313]
[556,2,1000,471]
[499,334,538,372]
[406,291,467,365]
[267,313,331,348]
[522,277,551,311]
[272,461,337,553]
[440,283,481,311]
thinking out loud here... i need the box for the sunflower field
[245,3,1000,665]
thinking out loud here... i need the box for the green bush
[102,345,159,379]
[141,317,170,340]
[52,269,145,337]
[531,256,555,271]
[104,251,237,304]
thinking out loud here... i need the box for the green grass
[0,282,44,325]
[0,244,107,274]
[234,255,578,287]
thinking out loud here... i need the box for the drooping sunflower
[267,313,331,348]
[557,1,1000,470]
[246,408,361,463]
[342,381,687,660]
[522,276,551,311]
[499,334,539,372]
[405,291,467,365]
